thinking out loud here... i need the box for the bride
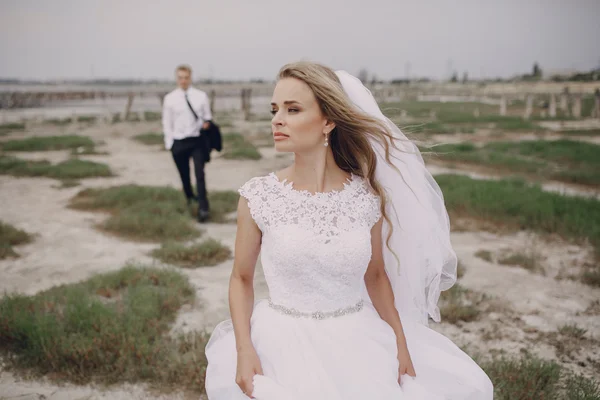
[204,62,494,399]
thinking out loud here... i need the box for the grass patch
[428,140,600,186]
[56,179,81,189]
[438,175,600,252]
[498,249,545,275]
[439,284,481,324]
[0,122,26,135]
[222,133,261,160]
[475,249,493,262]
[563,374,600,399]
[558,324,587,340]
[437,175,600,285]
[143,111,162,121]
[0,122,26,131]
[46,118,72,126]
[77,115,97,123]
[151,238,231,268]
[70,185,240,241]
[49,159,112,179]
[0,221,33,259]
[538,325,597,368]
[482,356,561,399]
[0,155,113,180]
[133,132,164,146]
[69,185,201,242]
[381,101,543,132]
[482,356,600,399]
[1,135,96,153]
[0,265,208,393]
[207,190,241,223]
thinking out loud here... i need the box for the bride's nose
[272,111,285,127]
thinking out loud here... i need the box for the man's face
[177,70,191,90]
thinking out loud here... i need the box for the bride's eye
[270,109,277,115]
[288,108,299,113]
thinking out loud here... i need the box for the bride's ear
[323,120,336,134]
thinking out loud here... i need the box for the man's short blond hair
[176,64,192,75]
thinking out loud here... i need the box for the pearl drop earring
[324,135,329,147]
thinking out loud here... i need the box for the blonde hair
[278,61,403,251]
[176,64,192,75]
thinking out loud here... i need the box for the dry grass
[0,265,208,394]
[1,135,96,152]
[498,248,546,275]
[475,249,493,262]
[133,132,164,146]
[439,284,481,324]
[437,175,600,286]
[151,239,232,268]
[0,221,34,259]
[222,133,262,160]
[0,155,113,181]
[427,140,600,186]
[0,122,26,136]
[69,185,240,242]
[481,355,600,399]
[69,185,201,242]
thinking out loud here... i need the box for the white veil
[335,70,457,326]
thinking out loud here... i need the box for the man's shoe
[198,209,210,223]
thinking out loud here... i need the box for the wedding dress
[204,172,493,400]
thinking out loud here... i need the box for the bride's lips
[273,132,289,141]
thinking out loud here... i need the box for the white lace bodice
[239,173,381,313]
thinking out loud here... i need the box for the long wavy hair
[278,61,404,251]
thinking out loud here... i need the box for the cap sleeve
[238,176,267,232]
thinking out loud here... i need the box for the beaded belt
[267,298,364,320]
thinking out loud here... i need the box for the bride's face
[270,78,333,153]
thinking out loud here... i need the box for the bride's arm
[364,218,406,343]
[364,217,416,378]
[229,197,262,353]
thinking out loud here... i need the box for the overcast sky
[1,0,599,81]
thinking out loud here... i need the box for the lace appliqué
[238,173,381,236]
[238,173,382,313]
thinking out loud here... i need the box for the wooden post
[560,87,569,114]
[571,95,582,119]
[243,88,252,121]
[593,89,600,119]
[549,94,557,118]
[209,89,216,113]
[499,96,507,116]
[524,94,533,120]
[123,93,135,121]
[241,88,247,115]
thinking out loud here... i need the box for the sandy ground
[0,117,599,399]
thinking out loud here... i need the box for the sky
[1,0,599,81]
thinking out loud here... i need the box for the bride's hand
[236,347,263,398]
[397,345,416,384]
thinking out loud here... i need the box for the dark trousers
[171,136,209,211]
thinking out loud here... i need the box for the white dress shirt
[162,87,212,150]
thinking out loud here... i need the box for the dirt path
[1,120,599,398]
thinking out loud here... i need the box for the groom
[162,64,213,223]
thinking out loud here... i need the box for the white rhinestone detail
[268,299,364,320]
